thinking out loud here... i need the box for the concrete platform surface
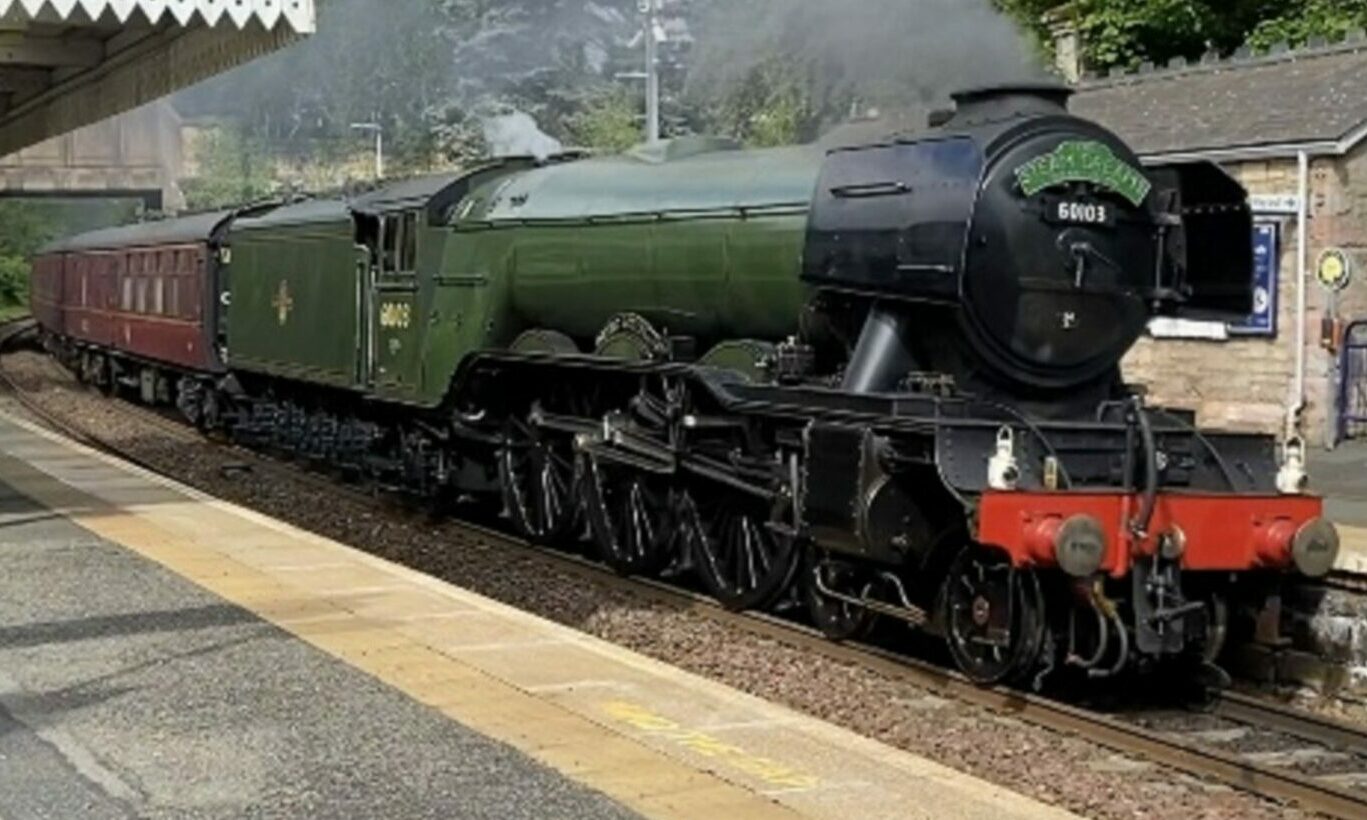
[0,409,1076,820]
[1309,441,1367,572]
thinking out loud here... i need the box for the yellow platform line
[0,410,1077,820]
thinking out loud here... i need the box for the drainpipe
[1287,150,1310,441]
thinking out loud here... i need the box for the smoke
[687,0,1045,116]
[482,110,565,158]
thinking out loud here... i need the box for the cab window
[378,211,419,277]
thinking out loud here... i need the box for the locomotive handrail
[456,202,812,232]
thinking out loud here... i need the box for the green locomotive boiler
[224,139,820,408]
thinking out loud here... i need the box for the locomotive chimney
[947,84,1073,126]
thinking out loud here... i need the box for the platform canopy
[0,0,315,157]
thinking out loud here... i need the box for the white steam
[482,111,564,159]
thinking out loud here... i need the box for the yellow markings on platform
[603,701,820,790]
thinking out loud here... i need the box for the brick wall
[1122,152,1367,443]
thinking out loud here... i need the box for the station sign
[1317,248,1352,292]
[1229,223,1279,337]
[1249,194,1301,216]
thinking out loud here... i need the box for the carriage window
[170,278,180,318]
[154,277,165,315]
[136,278,148,314]
[123,277,133,311]
[81,274,88,307]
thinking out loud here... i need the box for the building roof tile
[1073,41,1367,158]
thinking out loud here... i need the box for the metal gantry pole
[350,122,384,181]
[644,0,661,145]
[375,128,384,180]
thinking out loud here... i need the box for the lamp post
[350,122,383,180]
[620,0,666,145]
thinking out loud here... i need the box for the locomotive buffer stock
[0,408,1074,820]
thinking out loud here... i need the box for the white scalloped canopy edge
[0,0,316,32]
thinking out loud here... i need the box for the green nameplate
[1014,140,1152,207]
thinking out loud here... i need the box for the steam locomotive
[31,85,1339,686]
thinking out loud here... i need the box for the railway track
[4,318,1367,818]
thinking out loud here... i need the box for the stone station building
[1070,38,1367,448]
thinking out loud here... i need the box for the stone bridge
[0,100,182,210]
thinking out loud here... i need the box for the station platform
[0,408,1075,820]
[1310,442,1367,573]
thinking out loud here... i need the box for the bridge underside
[0,1,314,157]
[0,101,182,211]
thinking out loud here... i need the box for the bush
[0,254,27,307]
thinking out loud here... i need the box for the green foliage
[1247,0,1367,50]
[0,201,60,309]
[569,90,644,153]
[0,256,29,307]
[704,57,819,147]
[181,126,279,211]
[689,0,1037,144]
[995,0,1367,72]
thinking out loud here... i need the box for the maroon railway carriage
[31,212,234,399]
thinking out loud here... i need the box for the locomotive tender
[31,85,1340,685]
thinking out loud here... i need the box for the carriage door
[370,210,421,395]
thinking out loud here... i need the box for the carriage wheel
[498,415,579,545]
[581,456,670,576]
[681,487,799,611]
[806,551,880,641]
[941,545,1046,685]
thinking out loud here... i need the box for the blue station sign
[1229,223,1279,337]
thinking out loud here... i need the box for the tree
[995,1,1367,73]
[568,89,645,153]
[688,0,1038,143]
[1247,0,1367,50]
[181,126,280,211]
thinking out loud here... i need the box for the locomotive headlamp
[1055,514,1107,577]
[1291,518,1340,578]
